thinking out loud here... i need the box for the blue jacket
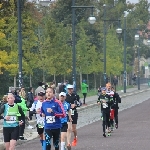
[41,98,65,129]
[61,101,70,123]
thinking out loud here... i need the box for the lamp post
[135,26,140,90]
[17,0,23,88]
[103,2,121,86]
[72,0,96,92]
[123,14,127,93]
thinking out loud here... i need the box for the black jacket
[66,93,80,112]
[97,93,113,112]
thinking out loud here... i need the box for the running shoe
[72,137,77,146]
[67,144,71,150]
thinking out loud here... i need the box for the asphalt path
[16,97,150,150]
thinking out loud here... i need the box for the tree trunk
[63,74,66,82]
[79,72,82,87]
[54,74,56,81]
[43,69,45,83]
[99,72,101,87]
[87,74,89,91]
[94,73,96,91]
[30,74,32,87]
[14,76,16,88]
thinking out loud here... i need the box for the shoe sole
[67,146,71,150]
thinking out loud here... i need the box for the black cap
[38,91,45,96]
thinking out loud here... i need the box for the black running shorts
[61,123,68,132]
[36,124,44,135]
[3,126,19,142]
[71,113,78,124]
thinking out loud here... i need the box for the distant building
[27,0,56,6]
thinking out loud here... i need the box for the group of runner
[0,83,80,150]
[97,82,121,137]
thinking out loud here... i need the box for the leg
[61,132,66,150]
[5,142,10,150]
[52,129,60,150]
[71,115,78,146]
[3,127,11,150]
[102,112,106,136]
[72,124,77,138]
[45,129,53,150]
[114,108,118,128]
[67,122,72,146]
[9,140,17,150]
[10,126,19,150]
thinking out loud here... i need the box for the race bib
[46,116,55,123]
[70,109,74,115]
[6,116,17,124]
[37,117,44,128]
[102,103,108,108]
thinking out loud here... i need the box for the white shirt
[30,100,45,125]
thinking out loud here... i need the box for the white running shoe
[27,125,33,129]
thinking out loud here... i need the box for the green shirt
[17,97,28,116]
[81,83,88,93]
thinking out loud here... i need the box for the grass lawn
[78,85,134,98]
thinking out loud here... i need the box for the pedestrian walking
[81,80,88,105]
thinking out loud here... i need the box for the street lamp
[134,28,140,90]
[88,16,96,24]
[17,0,23,88]
[72,1,96,92]
[103,4,121,86]
[147,34,150,46]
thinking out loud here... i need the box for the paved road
[16,90,150,150]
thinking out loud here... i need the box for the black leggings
[103,111,110,133]
[45,128,60,150]
[114,108,118,124]
[83,93,87,104]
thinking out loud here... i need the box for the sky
[127,0,150,3]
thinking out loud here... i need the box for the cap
[101,87,106,91]
[67,84,74,89]
[38,91,45,96]
[59,92,66,97]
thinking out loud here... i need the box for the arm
[14,95,22,103]
[18,106,25,121]
[0,104,5,119]
[53,102,65,118]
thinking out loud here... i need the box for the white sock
[61,142,65,150]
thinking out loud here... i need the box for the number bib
[70,109,75,115]
[37,117,44,128]
[6,116,17,124]
[46,116,55,123]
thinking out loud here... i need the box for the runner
[59,92,72,150]
[30,91,46,150]
[97,87,112,137]
[111,86,121,129]
[0,93,25,150]
[65,85,80,147]
[41,87,65,150]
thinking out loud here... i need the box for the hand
[26,116,30,121]
[19,120,23,125]
[36,108,41,114]
[41,113,45,117]
[69,117,73,122]
[97,102,100,105]
[102,100,106,103]
[5,116,10,121]
[71,104,75,108]
[47,108,53,113]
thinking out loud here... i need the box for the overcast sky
[127,0,150,3]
